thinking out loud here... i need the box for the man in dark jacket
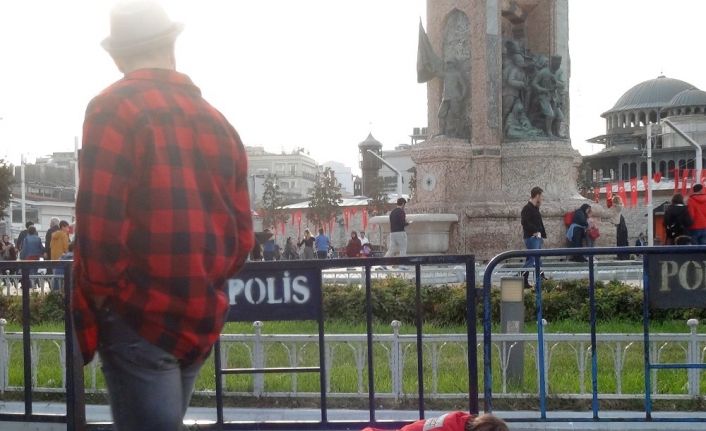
[687,184,706,245]
[386,198,412,257]
[664,193,692,245]
[520,187,546,280]
[44,218,60,260]
[15,221,34,252]
[567,204,591,262]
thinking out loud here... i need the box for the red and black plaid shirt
[73,69,254,365]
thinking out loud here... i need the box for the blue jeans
[98,308,202,431]
[691,229,706,245]
[523,236,543,269]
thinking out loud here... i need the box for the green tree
[260,174,289,229]
[0,159,13,219]
[366,176,388,216]
[307,167,343,231]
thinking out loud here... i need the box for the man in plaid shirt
[72,1,253,429]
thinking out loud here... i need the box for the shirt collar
[123,68,200,94]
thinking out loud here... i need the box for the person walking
[346,231,362,257]
[262,229,276,261]
[386,198,411,257]
[44,218,60,260]
[664,193,692,245]
[20,226,43,261]
[72,2,254,429]
[15,221,34,253]
[609,196,629,260]
[315,228,330,259]
[567,204,590,262]
[282,237,299,260]
[520,186,546,285]
[298,229,315,259]
[687,184,706,245]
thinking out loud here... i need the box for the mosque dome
[603,75,696,116]
[665,88,706,109]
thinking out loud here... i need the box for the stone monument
[410,0,609,260]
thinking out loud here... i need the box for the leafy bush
[2,278,705,326]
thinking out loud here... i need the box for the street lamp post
[646,124,654,246]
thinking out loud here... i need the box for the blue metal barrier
[0,260,85,431]
[0,255,477,431]
[482,245,706,424]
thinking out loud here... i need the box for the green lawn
[2,319,704,399]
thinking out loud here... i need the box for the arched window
[659,160,667,176]
[610,168,615,180]
[630,162,638,178]
[640,162,647,177]
[622,163,629,180]
[679,159,687,169]
[668,160,676,178]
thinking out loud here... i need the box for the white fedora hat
[101,0,184,55]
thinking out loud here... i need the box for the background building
[584,75,706,183]
[321,161,355,196]
[246,146,319,205]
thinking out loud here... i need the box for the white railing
[0,319,703,400]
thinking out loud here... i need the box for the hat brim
[101,22,184,55]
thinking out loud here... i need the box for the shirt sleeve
[73,96,135,298]
[225,128,254,275]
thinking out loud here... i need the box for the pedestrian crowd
[248,227,374,261]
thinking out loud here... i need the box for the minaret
[357,133,383,197]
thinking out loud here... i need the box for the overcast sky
[1,0,705,170]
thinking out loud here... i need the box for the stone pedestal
[410,137,474,207]
[370,214,459,255]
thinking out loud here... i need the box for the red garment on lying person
[362,411,472,431]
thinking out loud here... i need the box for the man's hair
[50,217,60,227]
[25,221,34,229]
[319,228,324,234]
[465,414,509,431]
[59,220,70,229]
[672,193,685,205]
[530,186,543,199]
[397,197,407,206]
[28,226,37,236]
[694,184,704,193]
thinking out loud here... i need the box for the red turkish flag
[682,169,690,195]
[630,177,638,208]
[593,187,600,203]
[606,183,613,208]
[642,176,649,205]
[653,172,662,183]
[674,168,680,194]
[618,182,628,207]
[362,210,369,231]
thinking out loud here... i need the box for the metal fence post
[687,319,700,397]
[0,318,6,394]
[253,321,265,396]
[390,320,402,400]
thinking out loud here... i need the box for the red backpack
[563,211,574,227]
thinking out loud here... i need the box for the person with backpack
[687,184,706,245]
[664,193,692,245]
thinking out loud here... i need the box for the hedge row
[1,279,704,326]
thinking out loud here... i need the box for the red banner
[642,176,649,205]
[606,183,613,208]
[630,177,638,208]
[674,168,680,194]
[618,182,627,207]
[682,169,690,195]
[362,210,369,231]
[593,187,599,203]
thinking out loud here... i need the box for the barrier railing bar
[534,258,547,419]
[364,264,376,423]
[220,367,320,374]
[414,263,425,418]
[21,267,32,419]
[214,340,224,425]
[642,253,652,421]
[588,255,599,420]
[466,256,479,415]
[317,268,328,424]
[63,263,85,431]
